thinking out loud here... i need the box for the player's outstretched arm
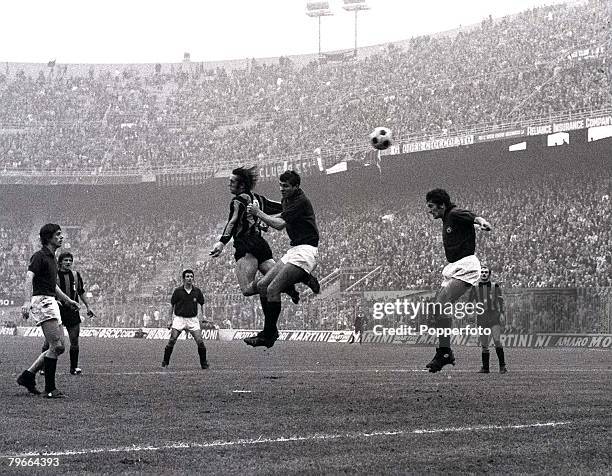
[247,202,286,230]
[212,200,241,256]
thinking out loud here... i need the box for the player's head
[230,166,258,194]
[425,188,453,219]
[480,265,491,283]
[279,170,300,198]
[40,223,62,248]
[58,252,74,270]
[182,269,194,284]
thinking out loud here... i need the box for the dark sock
[43,357,57,393]
[285,285,299,304]
[163,345,174,364]
[495,347,505,366]
[259,295,269,315]
[438,316,452,348]
[263,301,281,338]
[70,346,79,370]
[197,344,207,366]
[482,350,490,370]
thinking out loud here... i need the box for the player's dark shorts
[60,308,82,328]
[477,312,501,328]
[233,234,273,264]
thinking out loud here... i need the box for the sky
[1,0,571,64]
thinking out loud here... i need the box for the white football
[369,127,393,150]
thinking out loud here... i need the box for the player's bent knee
[53,343,66,356]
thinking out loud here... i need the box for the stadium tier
[0,0,609,173]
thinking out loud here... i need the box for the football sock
[438,316,452,348]
[69,346,79,370]
[284,284,300,303]
[43,357,58,393]
[259,295,269,315]
[163,345,174,364]
[263,301,281,338]
[495,346,505,366]
[197,343,207,366]
[481,349,490,370]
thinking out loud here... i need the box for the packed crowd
[0,0,609,172]
[0,0,609,330]
[1,164,609,331]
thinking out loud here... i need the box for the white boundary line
[1,368,610,378]
[0,421,572,458]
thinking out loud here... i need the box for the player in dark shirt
[17,224,80,398]
[468,265,507,373]
[425,189,492,373]
[245,170,321,348]
[40,252,94,375]
[162,269,209,369]
[348,310,366,344]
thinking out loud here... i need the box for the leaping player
[424,188,492,373]
[209,167,318,327]
[245,170,320,348]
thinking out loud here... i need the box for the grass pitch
[0,336,610,474]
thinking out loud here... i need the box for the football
[369,126,393,150]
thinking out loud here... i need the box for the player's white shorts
[442,255,481,287]
[280,244,318,274]
[171,316,200,332]
[30,295,61,326]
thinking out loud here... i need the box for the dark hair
[231,166,258,192]
[481,265,490,273]
[425,188,453,208]
[39,223,61,246]
[182,269,194,279]
[279,170,300,187]
[58,252,74,262]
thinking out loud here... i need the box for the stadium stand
[0,0,609,172]
[0,0,610,332]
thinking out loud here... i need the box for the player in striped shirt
[468,265,507,373]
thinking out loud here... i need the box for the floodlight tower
[342,0,370,57]
[306,1,334,58]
